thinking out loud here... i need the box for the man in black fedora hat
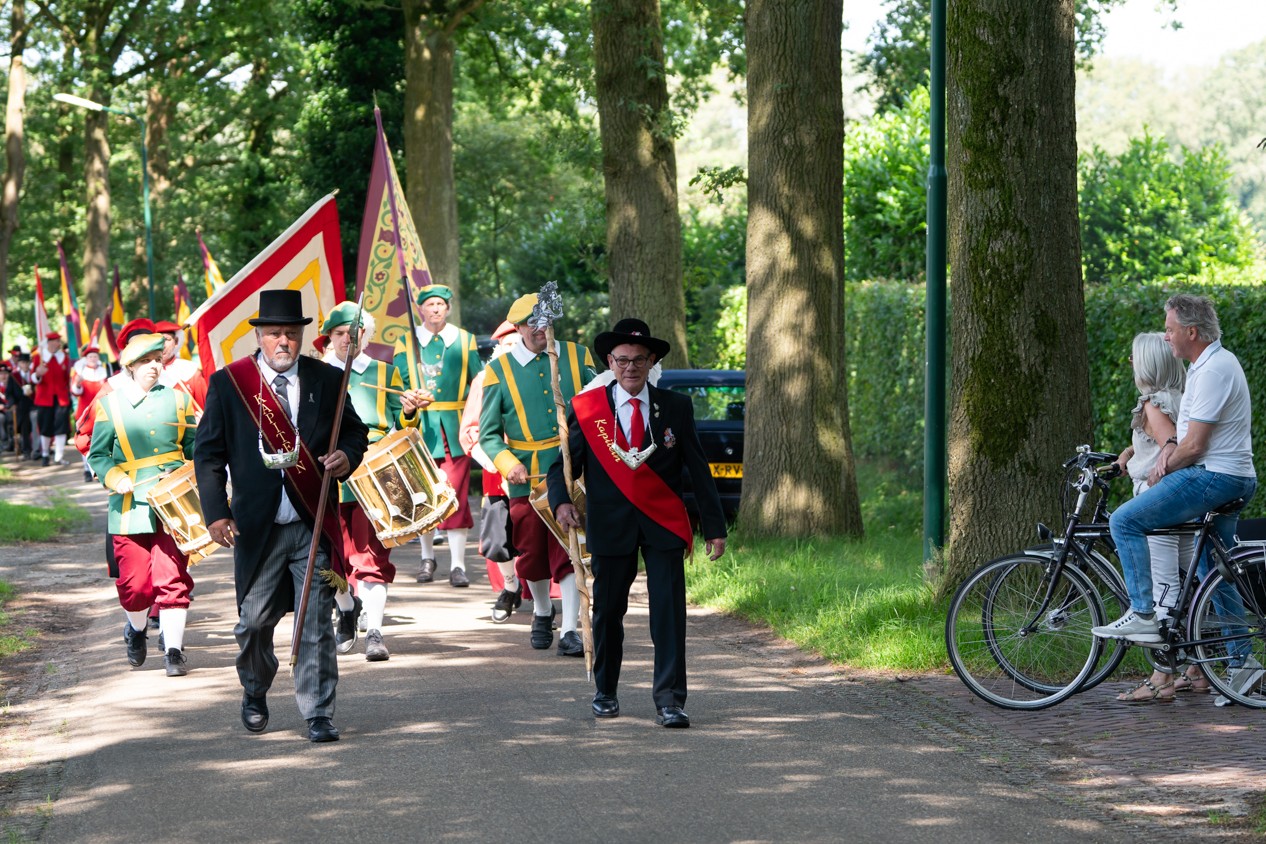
[548,317,727,728]
[195,289,369,742]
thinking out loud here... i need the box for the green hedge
[839,276,1266,516]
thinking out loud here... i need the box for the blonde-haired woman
[1112,331,1205,701]
[88,333,198,675]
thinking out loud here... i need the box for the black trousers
[590,540,688,709]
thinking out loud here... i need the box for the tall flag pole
[197,230,226,299]
[355,104,435,371]
[56,241,88,357]
[32,265,51,357]
[173,274,197,360]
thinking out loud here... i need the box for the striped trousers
[234,521,338,721]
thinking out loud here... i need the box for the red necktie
[628,398,644,449]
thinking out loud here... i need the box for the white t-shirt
[1177,340,1255,477]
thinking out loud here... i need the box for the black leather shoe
[655,706,690,728]
[530,608,555,650]
[41,454,49,467]
[491,588,521,623]
[557,630,583,657]
[335,596,362,654]
[124,622,147,667]
[307,717,340,742]
[416,557,437,583]
[449,567,470,587]
[241,694,269,733]
[592,693,620,718]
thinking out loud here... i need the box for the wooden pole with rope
[289,292,364,668]
[537,283,594,680]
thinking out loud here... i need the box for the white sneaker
[1090,611,1162,643]
[1214,655,1264,707]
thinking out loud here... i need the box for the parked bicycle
[946,446,1266,710]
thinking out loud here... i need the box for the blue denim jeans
[1109,465,1257,614]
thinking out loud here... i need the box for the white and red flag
[186,194,343,374]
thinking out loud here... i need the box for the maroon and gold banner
[571,389,692,549]
[355,106,433,363]
[224,356,346,579]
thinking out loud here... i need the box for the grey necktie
[273,374,293,423]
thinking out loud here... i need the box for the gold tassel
[319,568,349,594]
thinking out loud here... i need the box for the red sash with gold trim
[224,357,345,577]
[572,388,692,550]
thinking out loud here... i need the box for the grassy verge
[0,580,38,658]
[686,460,949,672]
[0,494,89,543]
[0,464,13,483]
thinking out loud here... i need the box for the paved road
[0,455,1261,842]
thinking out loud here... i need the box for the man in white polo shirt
[1093,293,1257,649]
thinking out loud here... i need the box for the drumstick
[359,383,409,397]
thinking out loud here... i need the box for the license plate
[709,462,743,479]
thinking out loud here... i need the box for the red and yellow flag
[173,274,197,360]
[355,106,434,363]
[56,242,89,357]
[198,230,226,299]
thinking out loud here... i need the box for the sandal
[1117,678,1175,703]
[1172,672,1214,694]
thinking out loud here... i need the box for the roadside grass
[0,581,38,658]
[0,494,89,543]
[686,460,950,672]
[0,465,13,483]
[686,460,1156,678]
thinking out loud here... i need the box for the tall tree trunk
[146,83,173,315]
[81,103,113,323]
[943,0,1091,590]
[402,0,465,322]
[0,1,28,342]
[590,0,689,366]
[740,0,862,537]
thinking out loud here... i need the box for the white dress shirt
[612,382,651,447]
[257,354,301,524]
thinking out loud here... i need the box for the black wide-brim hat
[248,289,313,326]
[594,318,671,362]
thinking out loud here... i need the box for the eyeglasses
[612,355,650,370]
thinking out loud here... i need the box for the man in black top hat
[548,317,727,728]
[195,289,368,742]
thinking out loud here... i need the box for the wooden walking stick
[290,293,364,668]
[535,282,594,680]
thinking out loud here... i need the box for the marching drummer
[393,283,483,587]
[87,332,199,676]
[321,301,430,661]
[479,293,595,654]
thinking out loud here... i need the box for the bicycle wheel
[1190,549,1266,708]
[946,555,1106,710]
[1021,543,1131,691]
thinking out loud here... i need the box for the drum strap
[571,388,692,550]
[224,357,346,580]
[426,401,466,412]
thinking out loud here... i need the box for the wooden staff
[545,322,594,680]
[290,293,364,668]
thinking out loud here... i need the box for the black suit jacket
[194,354,369,607]
[547,383,726,556]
